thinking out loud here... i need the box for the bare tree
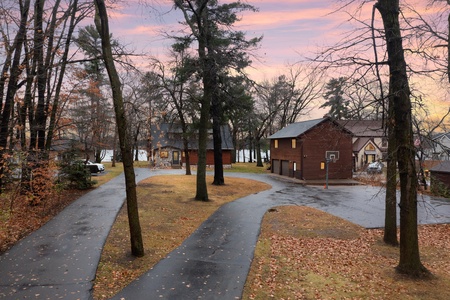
[375,0,429,276]
[0,0,94,193]
[94,0,144,257]
[249,64,322,167]
[149,43,200,175]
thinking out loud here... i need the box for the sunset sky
[103,0,448,119]
[106,0,351,79]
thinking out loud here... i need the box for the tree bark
[94,0,144,257]
[180,122,191,175]
[212,97,224,185]
[195,57,212,199]
[33,0,47,151]
[194,2,212,201]
[384,113,398,246]
[376,0,428,276]
[0,0,31,192]
[256,137,263,167]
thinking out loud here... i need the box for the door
[172,151,180,165]
[281,160,289,176]
[272,159,280,174]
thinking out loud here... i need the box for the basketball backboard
[326,151,339,163]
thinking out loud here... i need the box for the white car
[367,161,383,174]
[86,161,105,173]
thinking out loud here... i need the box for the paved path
[0,168,176,299]
[1,170,450,300]
[112,173,450,300]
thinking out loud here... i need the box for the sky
[106,0,351,80]
[102,0,449,120]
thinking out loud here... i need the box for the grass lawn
[226,162,270,174]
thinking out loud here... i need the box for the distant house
[429,161,450,196]
[428,132,450,160]
[337,120,387,171]
[267,117,353,180]
[150,123,234,168]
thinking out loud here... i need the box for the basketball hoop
[325,151,339,163]
[324,151,339,189]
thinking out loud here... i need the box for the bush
[430,177,450,198]
[58,151,95,190]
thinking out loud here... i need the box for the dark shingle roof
[151,123,233,150]
[336,120,385,137]
[267,118,327,139]
[430,161,450,173]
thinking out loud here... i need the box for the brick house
[429,161,450,196]
[151,123,234,168]
[267,117,353,180]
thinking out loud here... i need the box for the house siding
[270,119,353,180]
[182,150,232,166]
[302,122,352,180]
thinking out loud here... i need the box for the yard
[1,162,449,299]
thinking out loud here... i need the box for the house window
[274,139,278,149]
[365,143,375,151]
[160,151,168,158]
[291,139,296,149]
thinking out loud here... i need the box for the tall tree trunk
[231,126,238,163]
[112,127,117,167]
[212,97,224,185]
[195,68,212,200]
[376,0,428,276]
[94,0,144,257]
[256,137,263,167]
[249,136,253,163]
[134,123,140,161]
[181,126,191,175]
[0,0,31,191]
[184,148,192,175]
[194,4,213,201]
[384,113,398,246]
[33,0,47,151]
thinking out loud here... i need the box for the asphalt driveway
[112,172,450,300]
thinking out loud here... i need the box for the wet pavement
[112,172,450,300]
[1,170,450,299]
[0,168,167,299]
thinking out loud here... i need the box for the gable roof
[430,160,450,173]
[267,118,328,139]
[337,120,385,137]
[352,137,382,153]
[151,123,234,151]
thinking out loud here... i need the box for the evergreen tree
[321,77,350,120]
[174,0,261,197]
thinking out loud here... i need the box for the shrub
[57,150,95,190]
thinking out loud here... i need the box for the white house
[337,120,387,171]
